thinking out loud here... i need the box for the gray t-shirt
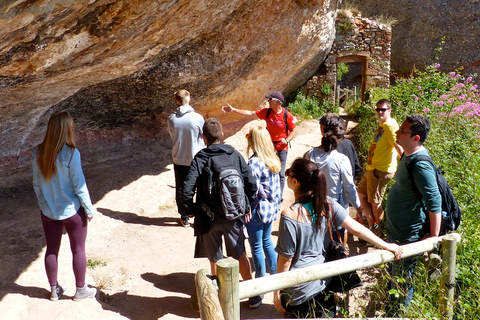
[275,197,348,306]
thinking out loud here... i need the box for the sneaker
[370,223,381,236]
[73,285,97,301]
[248,295,263,309]
[50,284,66,301]
[180,217,190,228]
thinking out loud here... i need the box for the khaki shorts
[357,169,395,204]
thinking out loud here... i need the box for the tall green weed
[288,92,339,119]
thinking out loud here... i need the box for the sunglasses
[375,108,390,112]
[285,168,294,177]
[398,128,413,135]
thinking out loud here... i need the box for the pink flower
[435,63,441,68]
[414,97,419,101]
[423,108,430,113]
[466,77,473,83]
[449,72,456,77]
[418,86,422,90]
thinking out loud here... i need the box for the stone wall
[302,11,391,102]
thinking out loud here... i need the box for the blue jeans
[277,149,288,195]
[386,234,418,314]
[246,212,277,278]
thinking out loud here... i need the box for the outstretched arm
[341,215,402,259]
[221,103,256,116]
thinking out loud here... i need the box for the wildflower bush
[352,64,480,318]
[288,92,338,120]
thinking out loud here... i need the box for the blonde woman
[32,111,97,301]
[246,127,282,286]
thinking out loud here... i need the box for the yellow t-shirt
[366,117,399,173]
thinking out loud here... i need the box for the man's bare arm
[221,103,256,116]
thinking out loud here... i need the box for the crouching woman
[274,158,401,318]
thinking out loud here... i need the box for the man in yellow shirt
[357,99,403,234]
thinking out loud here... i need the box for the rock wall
[349,0,480,75]
[0,0,340,181]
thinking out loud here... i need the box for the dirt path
[0,118,378,319]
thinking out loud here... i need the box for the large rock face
[351,0,480,75]
[0,0,339,181]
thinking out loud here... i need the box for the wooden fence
[195,233,461,320]
[337,86,361,109]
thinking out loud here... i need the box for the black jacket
[183,143,258,235]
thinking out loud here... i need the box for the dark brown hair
[288,158,330,228]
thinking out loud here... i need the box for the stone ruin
[301,11,391,105]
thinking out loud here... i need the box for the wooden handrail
[196,233,461,320]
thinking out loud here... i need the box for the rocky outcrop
[350,0,480,75]
[0,0,340,180]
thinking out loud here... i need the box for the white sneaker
[73,285,97,301]
[50,284,66,301]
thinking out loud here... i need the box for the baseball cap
[265,91,284,103]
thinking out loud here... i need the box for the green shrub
[288,92,338,120]
[337,63,350,81]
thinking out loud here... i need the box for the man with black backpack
[222,91,297,193]
[183,118,263,308]
[385,114,442,316]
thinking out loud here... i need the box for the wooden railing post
[439,233,460,320]
[217,258,240,320]
[195,269,224,320]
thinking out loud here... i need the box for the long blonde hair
[36,111,76,180]
[247,126,281,174]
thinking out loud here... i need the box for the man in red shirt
[222,92,297,193]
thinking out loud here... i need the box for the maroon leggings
[41,208,88,288]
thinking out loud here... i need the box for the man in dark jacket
[183,118,263,308]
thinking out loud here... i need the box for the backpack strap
[406,154,436,198]
[266,107,290,136]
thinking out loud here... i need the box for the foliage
[320,83,333,96]
[337,10,355,36]
[337,63,350,81]
[288,92,338,120]
[87,259,107,269]
[350,63,480,318]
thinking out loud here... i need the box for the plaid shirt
[248,155,282,223]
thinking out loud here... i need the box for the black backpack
[201,154,249,221]
[406,155,461,235]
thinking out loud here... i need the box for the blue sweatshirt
[32,145,95,220]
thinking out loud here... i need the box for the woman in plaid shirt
[246,126,282,279]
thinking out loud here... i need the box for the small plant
[320,83,333,96]
[87,259,107,269]
[375,14,398,27]
[337,10,355,36]
[337,63,349,81]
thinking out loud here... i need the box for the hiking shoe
[180,217,190,228]
[370,223,381,236]
[73,285,97,301]
[50,284,66,301]
[248,295,263,309]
